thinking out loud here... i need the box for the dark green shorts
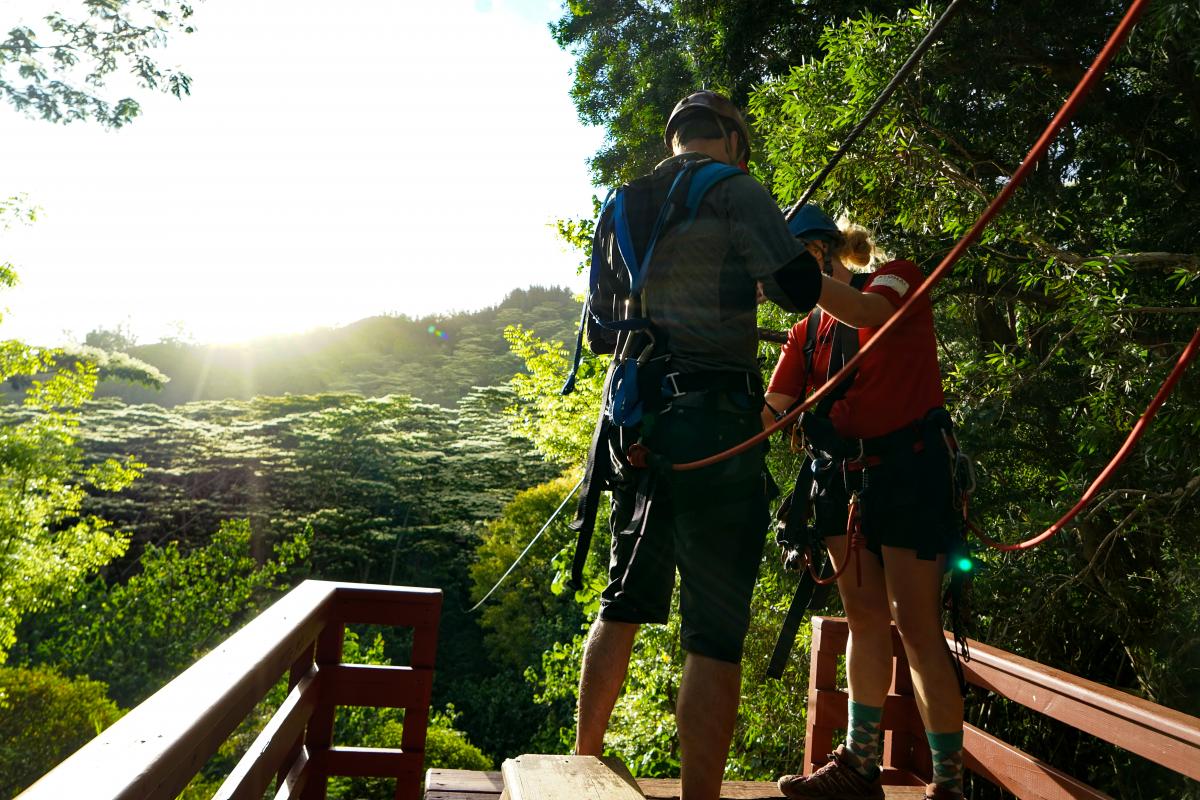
[598,403,770,664]
[812,443,959,561]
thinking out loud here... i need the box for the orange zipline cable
[968,327,1199,552]
[673,0,1153,472]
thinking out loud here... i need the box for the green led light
[956,557,974,572]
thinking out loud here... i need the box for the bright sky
[0,0,603,346]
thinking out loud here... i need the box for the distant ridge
[94,286,579,407]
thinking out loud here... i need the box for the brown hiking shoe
[924,783,962,799]
[777,746,884,799]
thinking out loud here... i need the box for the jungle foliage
[5,1,1199,798]
[510,1,1199,797]
[0,0,196,127]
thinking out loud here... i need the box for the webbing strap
[562,187,616,395]
[630,165,693,293]
[767,554,834,679]
[567,364,618,588]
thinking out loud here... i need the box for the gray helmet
[664,90,751,161]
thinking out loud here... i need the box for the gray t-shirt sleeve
[718,174,809,279]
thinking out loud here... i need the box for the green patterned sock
[842,700,883,779]
[926,730,964,796]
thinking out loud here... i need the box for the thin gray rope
[468,476,584,612]
[785,0,967,220]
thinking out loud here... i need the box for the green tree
[18,519,308,706]
[470,476,594,669]
[0,0,197,127]
[541,2,1200,794]
[0,665,122,797]
[550,0,909,185]
[0,258,144,662]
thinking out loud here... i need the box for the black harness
[766,280,865,678]
[765,287,975,683]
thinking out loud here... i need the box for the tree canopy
[0,0,196,127]
[515,2,1200,794]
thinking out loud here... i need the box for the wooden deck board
[425,769,927,799]
[501,755,643,800]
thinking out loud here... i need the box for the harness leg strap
[767,553,834,679]
[568,409,613,590]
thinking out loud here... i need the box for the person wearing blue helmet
[765,208,966,800]
[787,204,843,273]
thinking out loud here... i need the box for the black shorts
[812,441,960,561]
[598,401,770,664]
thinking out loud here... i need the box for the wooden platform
[425,768,929,799]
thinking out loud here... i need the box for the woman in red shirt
[767,206,965,800]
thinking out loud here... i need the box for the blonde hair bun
[838,227,875,268]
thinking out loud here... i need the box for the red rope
[673,0,1152,473]
[805,491,866,586]
[968,327,1199,551]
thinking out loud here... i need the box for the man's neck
[674,139,734,165]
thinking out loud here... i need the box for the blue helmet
[787,204,840,241]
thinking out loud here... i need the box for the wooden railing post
[803,617,844,774]
[395,594,441,800]
[882,635,930,782]
[301,621,345,800]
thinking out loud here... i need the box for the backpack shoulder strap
[561,189,618,395]
[682,162,744,223]
[837,271,872,365]
[802,308,822,389]
[631,160,744,293]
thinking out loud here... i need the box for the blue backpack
[561,157,745,590]
[560,157,745,407]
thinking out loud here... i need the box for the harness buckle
[941,429,976,495]
[664,372,685,398]
[635,328,658,366]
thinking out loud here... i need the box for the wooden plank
[320,746,423,778]
[278,641,317,791]
[809,689,924,733]
[886,645,929,781]
[501,755,643,800]
[274,746,311,800]
[325,664,433,709]
[804,617,841,774]
[419,771,926,800]
[331,584,443,630]
[19,580,338,800]
[962,722,1112,800]
[215,668,321,800]
[957,638,1200,779]
[424,769,504,794]
[634,778,928,799]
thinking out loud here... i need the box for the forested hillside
[90,285,578,407]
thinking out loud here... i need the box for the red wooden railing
[19,580,442,800]
[803,616,1200,799]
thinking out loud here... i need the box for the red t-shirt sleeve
[767,317,810,396]
[863,259,924,309]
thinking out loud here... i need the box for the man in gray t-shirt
[646,151,816,374]
[574,91,823,800]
